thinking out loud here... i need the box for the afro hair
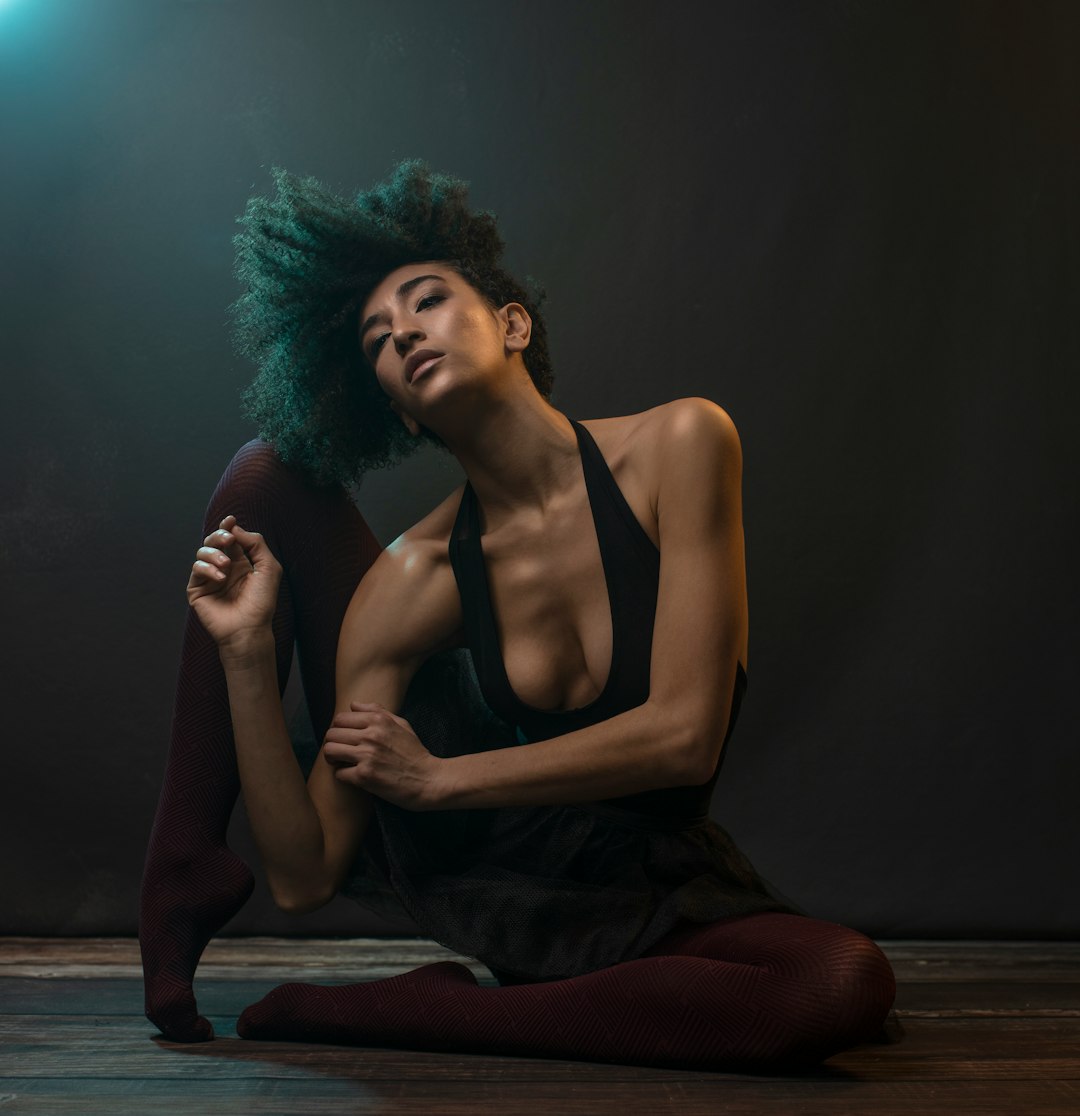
[230,160,552,487]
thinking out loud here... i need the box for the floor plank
[2,939,1079,1115]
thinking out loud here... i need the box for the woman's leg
[236,912,896,1070]
[139,440,381,1042]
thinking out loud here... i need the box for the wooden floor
[1,939,1078,1115]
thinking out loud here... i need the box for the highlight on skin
[231,161,553,487]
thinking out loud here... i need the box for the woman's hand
[186,515,282,653]
[323,703,446,811]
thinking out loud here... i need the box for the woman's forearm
[219,630,331,910]
[433,696,715,810]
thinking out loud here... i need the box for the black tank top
[448,418,747,822]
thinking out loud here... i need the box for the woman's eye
[365,293,442,361]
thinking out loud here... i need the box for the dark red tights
[236,913,895,1070]
[141,441,896,1067]
[139,440,381,1042]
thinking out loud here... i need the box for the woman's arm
[190,516,458,913]
[219,627,365,913]
[327,398,748,809]
[188,517,370,913]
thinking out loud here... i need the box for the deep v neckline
[466,420,620,716]
[449,416,664,741]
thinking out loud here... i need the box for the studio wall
[0,0,1076,938]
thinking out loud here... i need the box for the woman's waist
[577,783,717,833]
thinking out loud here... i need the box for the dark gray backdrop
[1,0,1076,939]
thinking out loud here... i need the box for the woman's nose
[393,323,424,353]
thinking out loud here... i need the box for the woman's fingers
[331,707,383,729]
[324,724,377,748]
[202,527,247,562]
[202,517,246,548]
[191,559,226,584]
[188,540,235,589]
[196,545,230,569]
[349,702,413,731]
[322,740,361,767]
[189,519,247,597]
[322,718,387,763]
[230,525,281,574]
[339,703,411,727]
[202,518,281,575]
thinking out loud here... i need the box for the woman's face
[358,262,513,423]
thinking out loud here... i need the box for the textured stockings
[236,912,896,1069]
[139,440,381,1042]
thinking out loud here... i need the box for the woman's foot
[141,846,255,1042]
[237,961,479,1045]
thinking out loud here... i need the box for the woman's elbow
[674,739,722,786]
[268,877,335,915]
[647,705,722,785]
[659,707,723,786]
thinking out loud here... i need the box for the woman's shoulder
[576,400,739,545]
[354,485,464,599]
[342,487,466,660]
[582,397,740,472]
[379,484,466,574]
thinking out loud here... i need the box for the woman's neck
[442,390,581,522]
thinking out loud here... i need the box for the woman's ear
[390,400,422,437]
[501,303,532,354]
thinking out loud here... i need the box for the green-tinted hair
[230,161,552,486]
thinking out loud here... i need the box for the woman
[140,162,895,1069]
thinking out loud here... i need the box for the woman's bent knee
[781,931,896,1062]
[738,922,895,1065]
[222,439,302,496]
[205,438,357,539]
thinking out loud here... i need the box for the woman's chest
[481,502,614,713]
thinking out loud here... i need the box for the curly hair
[230,161,553,487]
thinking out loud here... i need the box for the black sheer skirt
[325,650,796,984]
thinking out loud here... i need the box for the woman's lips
[409,354,444,383]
